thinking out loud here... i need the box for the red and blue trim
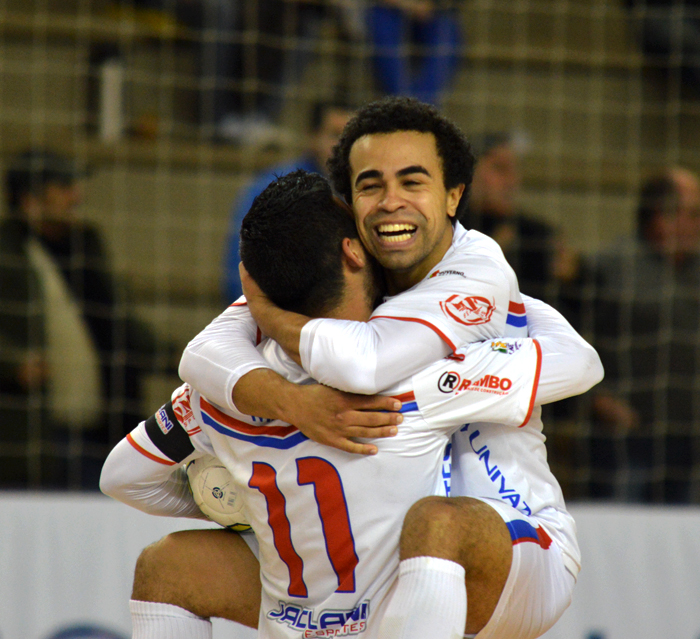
[506,519,552,549]
[200,398,308,449]
[393,391,418,413]
[506,301,527,328]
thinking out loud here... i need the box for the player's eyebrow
[355,165,431,187]
[355,169,382,187]
[397,165,431,179]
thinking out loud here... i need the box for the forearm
[232,368,304,420]
[300,317,451,394]
[179,303,270,410]
[525,296,604,404]
[100,437,205,520]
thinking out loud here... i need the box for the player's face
[349,130,464,293]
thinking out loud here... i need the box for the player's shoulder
[418,227,511,291]
[450,225,510,266]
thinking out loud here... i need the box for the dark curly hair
[327,97,474,221]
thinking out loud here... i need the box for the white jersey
[179,224,528,409]
[127,335,545,639]
[373,224,529,342]
[177,227,593,582]
[298,224,529,395]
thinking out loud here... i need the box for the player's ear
[446,183,465,219]
[341,237,366,270]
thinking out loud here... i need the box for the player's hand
[285,384,403,455]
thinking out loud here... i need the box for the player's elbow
[99,461,119,500]
[178,347,195,386]
[316,367,380,395]
[580,344,604,392]
[99,448,126,501]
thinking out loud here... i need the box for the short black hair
[240,170,360,317]
[637,171,677,239]
[6,150,84,212]
[327,96,475,220]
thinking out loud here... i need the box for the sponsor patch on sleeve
[144,400,195,463]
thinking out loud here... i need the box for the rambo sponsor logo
[438,371,512,395]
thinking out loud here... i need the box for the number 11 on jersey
[249,456,359,597]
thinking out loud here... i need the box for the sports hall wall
[1,1,700,637]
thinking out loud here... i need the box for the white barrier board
[1,494,699,639]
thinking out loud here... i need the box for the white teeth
[377,223,417,243]
[377,223,416,234]
[384,233,413,243]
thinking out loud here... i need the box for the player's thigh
[471,499,575,639]
[399,495,513,634]
[133,528,261,624]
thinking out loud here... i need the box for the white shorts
[240,529,260,559]
[470,498,576,639]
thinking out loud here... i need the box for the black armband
[144,401,195,463]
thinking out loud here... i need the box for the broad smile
[376,223,418,243]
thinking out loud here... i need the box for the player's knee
[399,496,464,559]
[132,532,186,599]
[400,497,508,563]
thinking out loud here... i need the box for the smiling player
[173,98,595,639]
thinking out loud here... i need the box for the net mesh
[0,0,698,499]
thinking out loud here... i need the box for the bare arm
[179,301,402,454]
[232,368,403,455]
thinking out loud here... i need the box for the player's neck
[385,231,454,295]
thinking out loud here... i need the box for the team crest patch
[171,387,200,435]
[440,295,495,325]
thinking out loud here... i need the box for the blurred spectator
[624,0,700,92]
[125,0,338,144]
[463,132,582,309]
[0,151,162,489]
[588,167,700,503]
[366,0,462,106]
[222,101,354,302]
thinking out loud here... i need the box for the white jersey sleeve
[411,296,603,429]
[300,225,528,394]
[179,300,268,411]
[100,384,217,519]
[524,295,604,403]
[411,338,541,429]
[99,435,204,519]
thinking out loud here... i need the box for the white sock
[378,556,467,639]
[130,600,213,639]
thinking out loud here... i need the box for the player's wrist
[232,368,295,420]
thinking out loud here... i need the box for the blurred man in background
[0,151,161,489]
[463,132,591,496]
[465,132,581,307]
[222,100,353,302]
[587,166,700,503]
